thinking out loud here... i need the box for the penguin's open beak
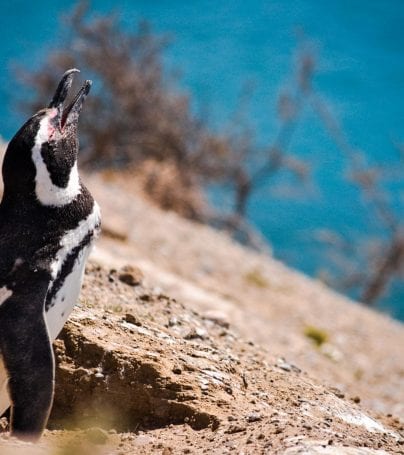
[48,69,92,131]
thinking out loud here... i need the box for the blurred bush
[19,3,234,221]
[17,2,403,307]
[18,2,305,231]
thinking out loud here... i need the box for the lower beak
[48,69,92,130]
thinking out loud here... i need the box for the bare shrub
[18,2,304,236]
[302,53,404,305]
[18,2,232,221]
[17,3,402,305]
[102,159,209,221]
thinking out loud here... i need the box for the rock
[225,424,247,434]
[184,327,207,340]
[241,373,248,389]
[202,310,230,329]
[330,387,345,399]
[124,313,142,326]
[246,412,262,423]
[118,265,144,286]
[168,316,179,327]
[139,293,151,302]
[275,358,301,373]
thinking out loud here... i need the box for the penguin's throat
[32,117,81,207]
[47,123,56,139]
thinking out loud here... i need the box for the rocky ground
[0,172,404,454]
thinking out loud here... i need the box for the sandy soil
[89,174,404,420]
[1,263,403,454]
[0,172,403,453]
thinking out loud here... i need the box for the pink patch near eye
[47,109,58,138]
[48,108,58,119]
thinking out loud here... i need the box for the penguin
[0,69,101,441]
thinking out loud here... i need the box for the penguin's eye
[33,109,48,118]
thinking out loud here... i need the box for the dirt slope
[88,174,404,420]
[1,263,403,454]
[0,172,403,453]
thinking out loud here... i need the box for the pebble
[225,424,247,434]
[330,387,345,399]
[139,294,151,302]
[246,412,262,423]
[124,313,142,326]
[275,358,301,373]
[168,316,179,326]
[118,265,144,286]
[184,327,207,340]
[202,310,230,329]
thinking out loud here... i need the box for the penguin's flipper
[0,279,54,441]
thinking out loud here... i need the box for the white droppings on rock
[284,441,390,454]
[337,410,398,437]
[202,369,229,384]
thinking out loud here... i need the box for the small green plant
[304,325,329,347]
[244,269,269,288]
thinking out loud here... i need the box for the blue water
[0,1,403,318]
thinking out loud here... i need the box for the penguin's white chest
[45,203,101,339]
[45,244,92,339]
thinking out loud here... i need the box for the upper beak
[48,68,92,130]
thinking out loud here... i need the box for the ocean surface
[0,1,403,319]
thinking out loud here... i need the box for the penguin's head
[2,69,92,206]
[43,68,91,155]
